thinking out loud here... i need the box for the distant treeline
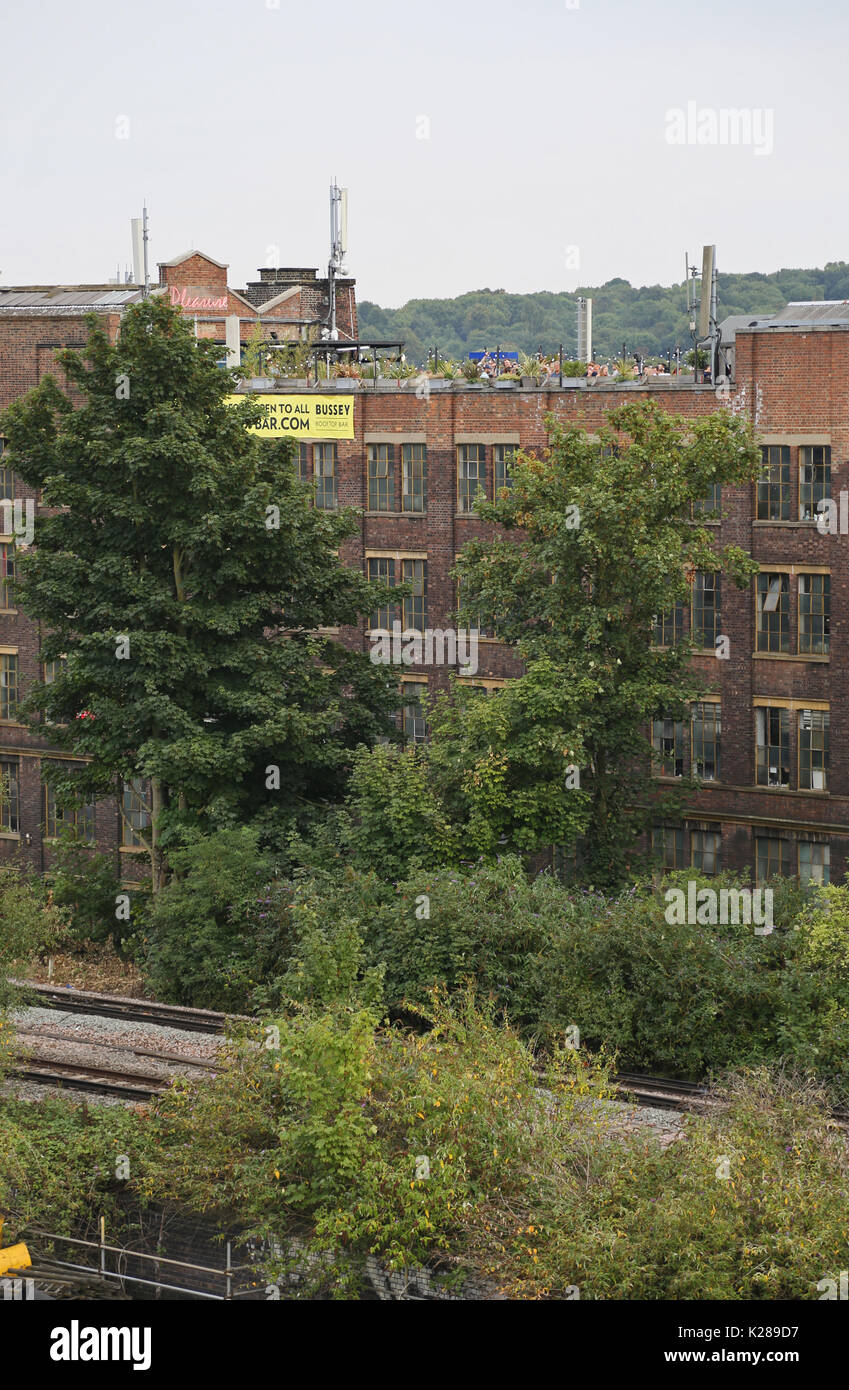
[359,262,849,364]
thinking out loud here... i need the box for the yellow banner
[226,394,355,439]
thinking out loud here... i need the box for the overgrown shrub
[0,864,68,1015]
[134,989,614,1296]
[266,859,849,1093]
[137,828,291,1010]
[132,993,849,1299]
[45,832,135,950]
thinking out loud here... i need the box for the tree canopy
[359,262,849,364]
[447,400,761,885]
[0,297,397,889]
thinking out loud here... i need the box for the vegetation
[3,990,848,1300]
[45,833,138,950]
[0,298,398,891]
[2,290,849,1304]
[0,864,66,1014]
[359,262,849,365]
[128,830,849,1104]
[452,402,760,885]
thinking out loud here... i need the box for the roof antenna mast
[131,204,150,298]
[327,179,348,340]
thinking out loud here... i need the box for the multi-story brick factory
[1,248,848,885]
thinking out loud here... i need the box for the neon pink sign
[170,286,228,311]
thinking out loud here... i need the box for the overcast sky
[1,0,844,306]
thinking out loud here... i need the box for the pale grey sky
[1,0,845,305]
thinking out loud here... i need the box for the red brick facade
[1,263,848,886]
[157,251,357,346]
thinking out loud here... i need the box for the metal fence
[22,1217,258,1300]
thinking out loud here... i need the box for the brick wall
[3,302,849,884]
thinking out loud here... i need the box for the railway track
[4,982,231,1100]
[13,1025,221,1072]
[8,1056,166,1101]
[8,981,848,1124]
[613,1072,712,1112]
[10,980,243,1034]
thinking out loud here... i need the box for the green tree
[0,864,67,1016]
[0,298,397,891]
[454,401,761,886]
[359,264,835,364]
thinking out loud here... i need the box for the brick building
[1,259,847,886]
[156,250,357,348]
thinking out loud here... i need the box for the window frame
[399,678,427,745]
[798,841,830,885]
[755,704,791,788]
[652,715,686,778]
[402,443,427,514]
[43,768,96,843]
[756,571,790,653]
[0,756,20,834]
[653,600,685,648]
[313,442,337,510]
[0,540,16,611]
[652,825,686,869]
[457,444,487,514]
[0,650,20,723]
[121,778,152,850]
[494,443,516,494]
[755,835,794,883]
[401,558,427,633]
[692,571,721,650]
[798,444,831,522]
[691,699,721,782]
[691,828,721,875]
[367,556,397,631]
[367,443,394,513]
[798,707,829,792]
[798,571,830,656]
[756,445,790,521]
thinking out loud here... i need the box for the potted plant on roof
[460,356,485,387]
[518,351,544,388]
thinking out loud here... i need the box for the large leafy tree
[454,400,761,887]
[1,297,397,890]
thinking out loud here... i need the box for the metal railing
[22,1217,257,1301]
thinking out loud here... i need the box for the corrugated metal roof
[0,288,144,310]
[768,301,849,326]
[718,313,776,344]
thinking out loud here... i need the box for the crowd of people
[471,349,686,381]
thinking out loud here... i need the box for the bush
[137,828,291,1010]
[526,1068,849,1300]
[134,993,849,1299]
[45,832,134,950]
[265,859,849,1093]
[134,989,614,1296]
[0,864,68,1013]
[0,1096,140,1237]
